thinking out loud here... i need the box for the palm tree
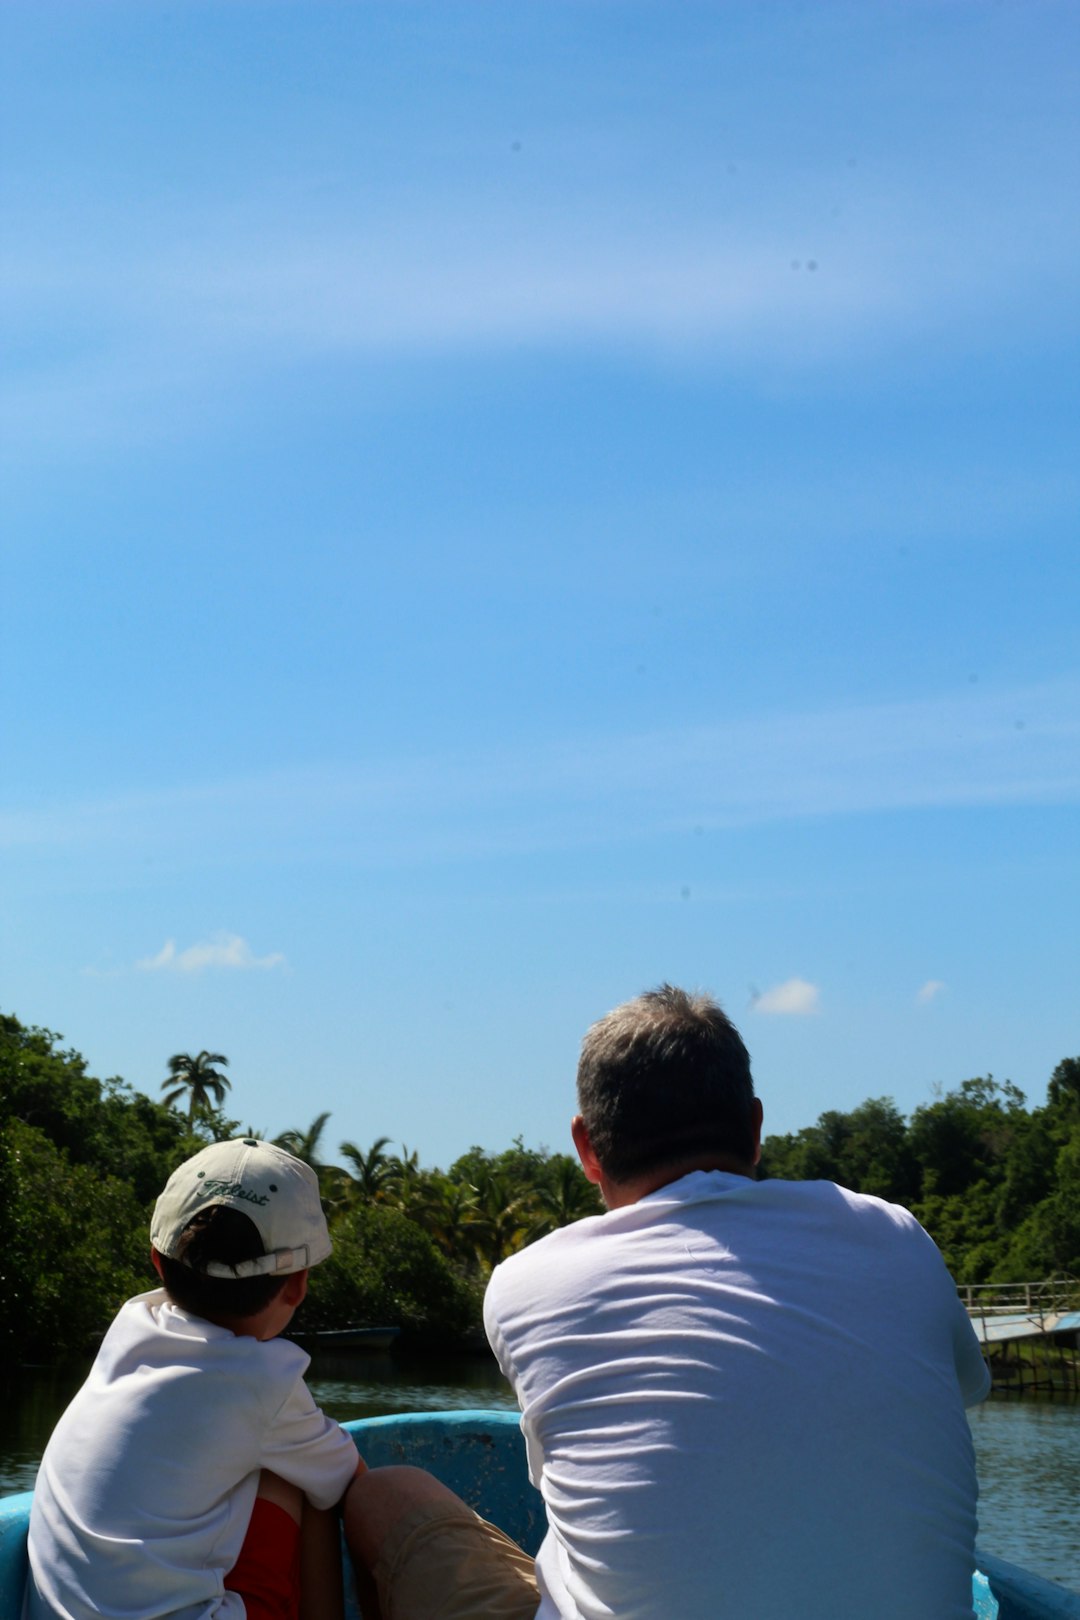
[466,1170,531,1270]
[420,1175,480,1261]
[275,1112,333,1172]
[529,1158,603,1238]
[339,1136,394,1205]
[161,1051,231,1120]
[276,1114,356,1213]
[384,1144,422,1212]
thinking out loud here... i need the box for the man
[347,985,989,1619]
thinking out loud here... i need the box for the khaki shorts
[370,1495,540,1620]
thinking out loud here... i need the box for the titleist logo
[200,1178,270,1207]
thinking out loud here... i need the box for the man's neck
[601,1154,757,1210]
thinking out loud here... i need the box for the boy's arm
[261,1373,365,1510]
[298,1455,365,1620]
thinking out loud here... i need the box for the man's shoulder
[487,1210,605,1296]
[756,1179,947,1284]
[504,1210,603,1262]
[486,1177,933,1298]
[761,1174,922,1223]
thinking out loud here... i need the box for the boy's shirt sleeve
[259,1348,360,1508]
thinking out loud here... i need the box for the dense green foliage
[303,1205,480,1345]
[0,1014,601,1364]
[0,1016,190,1363]
[761,1064,1080,1282]
[1,1007,1077,1367]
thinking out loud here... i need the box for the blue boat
[1,1410,1077,1619]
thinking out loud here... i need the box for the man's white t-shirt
[484,1171,990,1620]
[25,1290,359,1620]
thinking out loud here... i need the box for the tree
[417,1174,480,1260]
[529,1156,602,1237]
[760,1097,917,1203]
[384,1144,423,1212]
[0,1118,153,1361]
[465,1169,531,1270]
[161,1052,231,1121]
[999,1125,1080,1279]
[303,1203,480,1345]
[1047,1057,1080,1117]
[2,1014,187,1200]
[339,1135,395,1205]
[274,1112,357,1211]
[275,1112,333,1170]
[907,1077,1022,1202]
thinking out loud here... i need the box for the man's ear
[571,1115,604,1185]
[751,1097,764,1166]
[282,1269,308,1307]
[151,1249,164,1279]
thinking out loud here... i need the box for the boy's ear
[282,1269,308,1307]
[151,1249,164,1279]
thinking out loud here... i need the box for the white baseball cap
[151,1138,332,1278]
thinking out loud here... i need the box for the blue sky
[2,2,1078,1171]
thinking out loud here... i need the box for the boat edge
[2,1412,1077,1618]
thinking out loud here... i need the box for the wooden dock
[960,1278,1080,1394]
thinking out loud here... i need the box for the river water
[3,1355,1077,1593]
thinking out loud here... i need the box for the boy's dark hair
[155,1205,290,1322]
[577,984,756,1183]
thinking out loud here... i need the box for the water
[0,1364,89,1496]
[0,1354,516,1497]
[966,1398,1080,1590]
[3,1359,1077,1592]
[306,1349,518,1425]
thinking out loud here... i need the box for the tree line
[760,1065,1080,1284]
[1,1009,1077,1367]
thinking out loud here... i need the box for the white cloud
[917,980,947,1004]
[0,233,885,458]
[5,148,1075,460]
[137,933,286,975]
[3,676,1079,869]
[753,978,820,1016]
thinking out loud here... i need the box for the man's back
[485,1170,989,1620]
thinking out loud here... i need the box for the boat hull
[2,1409,1077,1619]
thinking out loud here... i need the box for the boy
[25,1138,364,1620]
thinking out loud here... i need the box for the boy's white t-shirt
[25,1289,359,1620]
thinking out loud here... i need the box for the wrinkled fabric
[486,1172,989,1620]
[26,1290,358,1620]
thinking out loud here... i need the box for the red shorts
[224,1498,301,1620]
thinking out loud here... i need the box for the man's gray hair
[577,984,756,1183]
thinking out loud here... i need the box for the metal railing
[958,1275,1079,1318]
